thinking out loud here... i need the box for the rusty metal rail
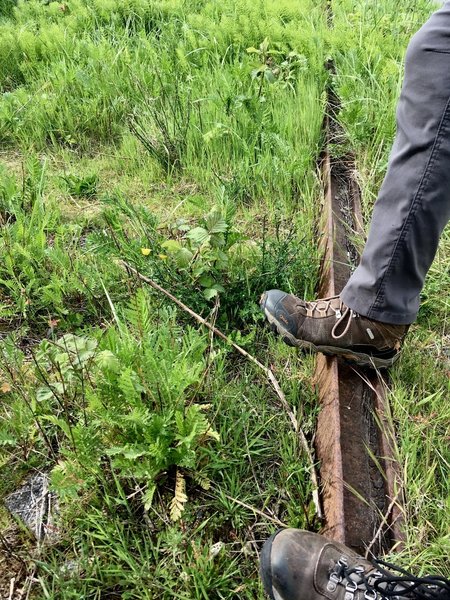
[314,94,404,555]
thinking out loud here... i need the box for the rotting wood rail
[314,81,404,555]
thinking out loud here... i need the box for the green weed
[90,192,319,328]
[0,159,129,334]
[61,173,98,198]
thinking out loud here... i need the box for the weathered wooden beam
[314,109,404,555]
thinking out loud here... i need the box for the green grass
[0,0,448,596]
[0,0,325,597]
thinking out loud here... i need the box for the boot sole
[259,530,281,600]
[263,308,399,370]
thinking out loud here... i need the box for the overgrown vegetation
[0,0,325,597]
[0,0,448,597]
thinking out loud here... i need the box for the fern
[15,297,221,515]
[118,367,144,404]
[169,470,187,522]
[124,287,152,340]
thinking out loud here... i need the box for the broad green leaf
[264,69,277,83]
[198,274,215,288]
[251,66,266,79]
[96,350,120,372]
[175,247,194,268]
[205,210,228,234]
[161,239,182,253]
[203,288,218,300]
[122,447,148,460]
[186,227,210,246]
[40,414,72,440]
[36,382,64,402]
[260,37,269,53]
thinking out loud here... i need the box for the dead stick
[119,260,323,520]
[8,578,15,600]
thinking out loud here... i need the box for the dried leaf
[194,472,211,491]
[169,470,188,522]
[1,382,11,394]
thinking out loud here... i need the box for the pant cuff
[340,289,416,325]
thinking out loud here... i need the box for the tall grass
[0,0,325,596]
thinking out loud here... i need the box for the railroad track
[313,1,404,556]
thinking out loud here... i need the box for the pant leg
[340,2,450,325]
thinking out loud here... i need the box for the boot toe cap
[260,529,363,600]
[260,529,317,600]
[260,289,289,314]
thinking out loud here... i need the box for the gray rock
[4,473,59,541]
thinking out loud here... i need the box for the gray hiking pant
[340,2,450,325]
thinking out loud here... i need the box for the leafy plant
[0,161,124,331]
[247,38,308,95]
[61,173,98,198]
[12,290,220,520]
[92,194,318,327]
[161,207,231,300]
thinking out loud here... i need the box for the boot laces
[303,297,358,340]
[328,557,450,600]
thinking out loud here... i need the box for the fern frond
[125,288,151,338]
[193,471,211,491]
[169,469,187,522]
[118,367,143,403]
[143,483,157,511]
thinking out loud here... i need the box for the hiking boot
[260,290,409,369]
[259,529,450,600]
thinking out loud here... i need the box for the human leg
[341,2,450,325]
[261,4,450,366]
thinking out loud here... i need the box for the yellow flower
[158,253,168,260]
[141,248,151,256]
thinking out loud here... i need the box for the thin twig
[23,567,36,600]
[8,577,15,600]
[119,260,323,520]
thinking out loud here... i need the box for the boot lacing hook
[331,305,357,340]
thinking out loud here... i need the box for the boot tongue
[302,297,343,318]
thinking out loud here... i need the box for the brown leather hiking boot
[260,290,409,369]
[259,529,450,600]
